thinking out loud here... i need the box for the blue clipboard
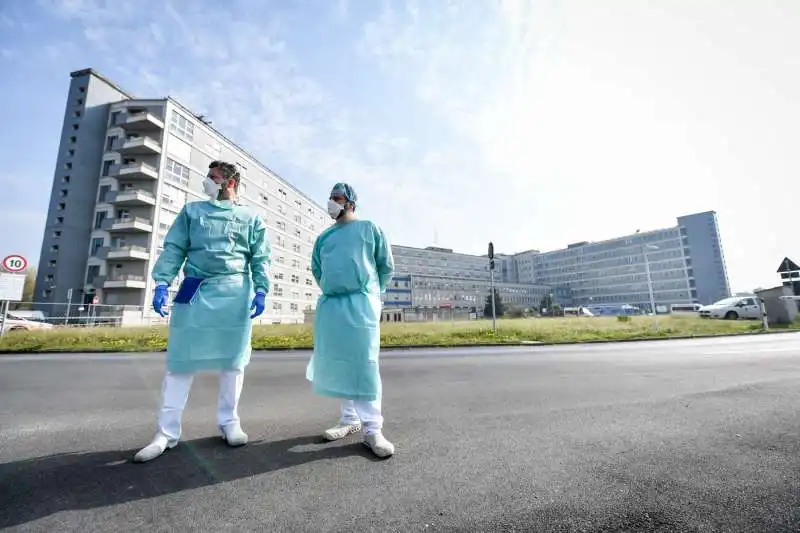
[173,277,204,304]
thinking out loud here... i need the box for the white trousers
[338,397,383,435]
[156,369,244,442]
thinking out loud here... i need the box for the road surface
[2,334,800,532]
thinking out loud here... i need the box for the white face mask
[327,199,344,219]
[203,177,221,199]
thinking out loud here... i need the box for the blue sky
[1,0,799,292]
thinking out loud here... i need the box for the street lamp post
[643,244,659,330]
[488,242,497,334]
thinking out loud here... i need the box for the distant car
[0,312,54,332]
[698,296,762,320]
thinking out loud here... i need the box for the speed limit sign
[2,254,28,273]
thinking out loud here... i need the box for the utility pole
[488,241,497,334]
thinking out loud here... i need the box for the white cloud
[356,0,800,290]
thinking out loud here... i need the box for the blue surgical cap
[330,182,357,204]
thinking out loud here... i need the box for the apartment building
[35,68,330,324]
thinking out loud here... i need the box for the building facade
[35,69,330,324]
[509,211,730,308]
[380,211,731,318]
[381,246,566,321]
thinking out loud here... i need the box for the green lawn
[0,315,793,353]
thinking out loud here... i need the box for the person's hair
[209,160,241,190]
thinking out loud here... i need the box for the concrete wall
[755,285,797,325]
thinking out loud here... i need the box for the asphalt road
[2,334,800,532]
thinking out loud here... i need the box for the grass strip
[1,316,796,353]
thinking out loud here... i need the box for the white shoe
[363,432,395,458]
[220,422,248,446]
[133,434,177,463]
[322,422,362,441]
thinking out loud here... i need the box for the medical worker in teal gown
[306,183,396,458]
[134,160,271,463]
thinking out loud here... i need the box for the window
[53,231,61,238]
[165,158,190,187]
[50,245,59,252]
[72,124,79,131]
[274,285,283,296]
[276,221,286,231]
[94,211,107,229]
[292,244,301,253]
[277,256,285,264]
[56,216,64,224]
[74,110,81,118]
[78,86,85,93]
[98,185,111,203]
[69,136,77,144]
[291,274,300,283]
[65,162,72,170]
[275,272,284,280]
[90,238,104,256]
[67,149,75,157]
[169,111,195,142]
[77,98,84,105]
[62,176,71,184]
[86,265,100,285]
[48,260,56,267]
[102,160,113,176]
[60,189,68,198]
[290,303,299,312]
[272,302,282,311]
[305,279,313,286]
[58,202,65,210]
[106,136,117,150]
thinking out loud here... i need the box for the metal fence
[7,302,168,328]
[7,301,304,329]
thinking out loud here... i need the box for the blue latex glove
[250,291,266,319]
[153,285,169,317]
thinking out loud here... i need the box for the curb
[1,329,798,356]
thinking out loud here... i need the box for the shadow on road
[0,435,381,529]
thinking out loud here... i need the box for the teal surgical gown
[305,219,394,401]
[151,200,271,374]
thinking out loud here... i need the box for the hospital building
[381,211,731,321]
[34,68,330,324]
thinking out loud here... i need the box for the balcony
[99,245,151,261]
[112,162,159,181]
[102,216,153,233]
[107,189,156,207]
[99,274,147,290]
[121,112,165,132]
[120,136,162,156]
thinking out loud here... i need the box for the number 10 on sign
[2,255,27,273]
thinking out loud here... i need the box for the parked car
[698,296,762,320]
[0,312,54,332]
